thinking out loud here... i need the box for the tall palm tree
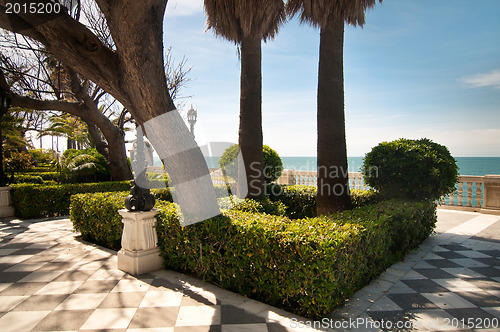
[287,0,382,215]
[204,0,285,198]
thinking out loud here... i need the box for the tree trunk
[316,19,350,216]
[239,36,264,199]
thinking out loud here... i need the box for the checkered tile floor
[0,217,317,331]
[1,210,500,331]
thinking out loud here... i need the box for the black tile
[387,293,440,310]
[0,282,48,295]
[478,250,500,257]
[445,307,498,322]
[268,322,295,332]
[0,242,32,249]
[402,279,448,293]
[12,294,68,311]
[150,278,183,291]
[469,267,500,278]
[74,279,119,293]
[129,307,179,328]
[441,245,472,251]
[10,248,46,255]
[182,289,219,306]
[425,259,463,268]
[0,271,31,283]
[0,263,12,272]
[414,268,455,279]
[220,305,266,324]
[174,326,221,332]
[474,257,500,266]
[368,310,416,332]
[435,251,468,259]
[455,291,500,307]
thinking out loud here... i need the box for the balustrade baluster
[476,183,483,208]
[457,182,463,206]
[466,182,473,207]
[448,192,455,206]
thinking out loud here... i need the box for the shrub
[218,144,283,184]
[11,181,130,219]
[219,196,286,216]
[4,152,35,181]
[362,138,459,200]
[55,148,110,183]
[70,192,127,250]
[29,149,56,166]
[14,174,44,184]
[69,193,436,318]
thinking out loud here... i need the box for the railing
[151,166,500,214]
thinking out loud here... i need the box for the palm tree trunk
[316,19,350,215]
[239,36,265,199]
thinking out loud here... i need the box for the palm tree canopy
[286,0,382,28]
[204,0,286,43]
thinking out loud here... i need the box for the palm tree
[204,0,285,198]
[287,0,382,215]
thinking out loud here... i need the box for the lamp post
[187,105,197,138]
[0,86,11,187]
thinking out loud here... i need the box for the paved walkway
[0,209,499,331]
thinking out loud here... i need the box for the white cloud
[461,69,500,89]
[166,0,203,17]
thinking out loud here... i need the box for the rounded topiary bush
[218,144,283,184]
[361,138,458,200]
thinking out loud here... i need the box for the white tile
[449,258,488,268]
[80,308,137,329]
[68,260,105,271]
[0,311,51,332]
[221,323,270,332]
[401,270,427,280]
[441,267,486,278]
[433,278,484,292]
[25,242,56,249]
[421,292,476,309]
[0,254,31,264]
[0,282,13,292]
[367,296,402,311]
[175,305,221,326]
[139,290,184,307]
[127,329,174,332]
[423,252,445,260]
[0,295,28,311]
[387,281,417,294]
[4,262,47,272]
[484,307,500,319]
[54,293,107,310]
[410,309,457,331]
[34,281,84,295]
[111,278,153,293]
[88,269,125,280]
[413,260,436,269]
[18,270,64,282]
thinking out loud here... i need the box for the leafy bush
[69,192,436,318]
[362,138,459,200]
[4,152,35,181]
[218,144,283,184]
[71,192,127,250]
[267,184,380,219]
[11,181,130,219]
[55,148,110,183]
[218,196,286,216]
[29,149,56,166]
[14,174,44,184]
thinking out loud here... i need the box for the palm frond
[204,0,286,43]
[286,0,382,28]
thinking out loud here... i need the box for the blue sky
[163,0,500,157]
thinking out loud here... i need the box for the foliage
[3,152,35,181]
[11,181,130,219]
[267,184,380,219]
[362,138,459,200]
[71,191,435,318]
[218,144,283,184]
[218,196,286,216]
[13,174,44,184]
[71,192,127,250]
[39,114,91,149]
[54,148,110,183]
[29,149,56,166]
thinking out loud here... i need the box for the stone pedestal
[483,175,500,212]
[117,209,163,275]
[0,186,14,218]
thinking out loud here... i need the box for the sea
[201,157,500,176]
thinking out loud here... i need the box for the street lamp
[187,105,197,138]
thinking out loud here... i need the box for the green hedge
[267,184,380,219]
[11,181,131,219]
[70,192,436,318]
[13,174,44,184]
[70,192,127,250]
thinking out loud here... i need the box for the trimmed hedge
[156,199,436,318]
[70,192,127,250]
[13,174,44,184]
[70,192,436,318]
[11,181,131,219]
[267,184,380,219]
